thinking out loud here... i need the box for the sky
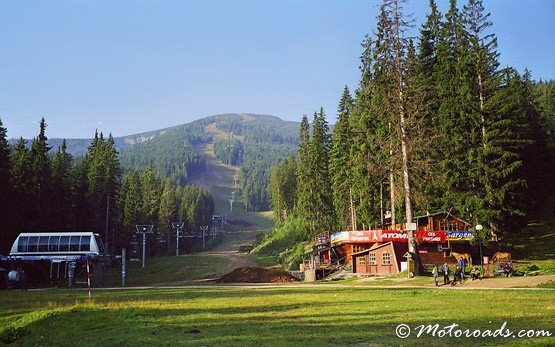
[1,0,554,139]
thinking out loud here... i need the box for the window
[70,236,81,251]
[94,235,105,254]
[28,236,39,252]
[59,236,70,251]
[382,252,391,265]
[80,236,91,251]
[38,236,49,252]
[352,245,365,253]
[49,236,60,252]
[17,237,29,252]
[358,256,366,266]
[369,253,377,265]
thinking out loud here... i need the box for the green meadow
[1,286,553,346]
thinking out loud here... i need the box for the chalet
[351,242,408,275]
[318,211,478,273]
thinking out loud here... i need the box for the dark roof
[351,242,393,257]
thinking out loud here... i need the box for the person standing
[19,270,29,291]
[441,263,450,285]
[432,265,439,286]
[461,257,467,280]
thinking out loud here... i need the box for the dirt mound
[217,267,300,283]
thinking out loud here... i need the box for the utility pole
[172,222,184,256]
[200,226,208,250]
[135,225,154,268]
[105,195,116,254]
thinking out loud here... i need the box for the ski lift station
[2,232,108,288]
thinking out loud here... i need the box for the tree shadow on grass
[11,306,555,347]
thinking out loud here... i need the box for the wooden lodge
[312,211,479,276]
[351,242,408,275]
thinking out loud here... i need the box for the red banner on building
[331,230,448,244]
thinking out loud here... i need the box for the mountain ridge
[8,113,300,157]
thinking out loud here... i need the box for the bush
[252,217,310,255]
[252,217,312,270]
[0,326,27,344]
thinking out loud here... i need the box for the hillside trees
[29,118,53,230]
[213,139,243,165]
[269,156,297,223]
[263,0,554,269]
[308,109,334,232]
[84,132,121,240]
[10,139,37,232]
[0,119,17,251]
[51,140,74,230]
[0,120,215,255]
[330,86,354,230]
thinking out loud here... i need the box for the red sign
[331,230,447,244]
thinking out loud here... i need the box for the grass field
[104,254,229,286]
[1,286,553,346]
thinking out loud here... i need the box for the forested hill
[118,113,299,211]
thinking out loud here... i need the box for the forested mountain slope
[10,113,300,213]
[117,113,299,213]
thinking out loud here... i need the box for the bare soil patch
[217,267,300,283]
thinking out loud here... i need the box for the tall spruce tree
[51,140,74,230]
[159,178,178,242]
[141,165,161,226]
[349,34,387,230]
[308,109,334,233]
[29,118,52,230]
[269,156,297,223]
[121,170,143,242]
[10,138,33,231]
[0,118,14,253]
[295,115,311,219]
[433,0,476,216]
[330,86,354,230]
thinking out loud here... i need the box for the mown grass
[105,254,229,286]
[0,287,553,346]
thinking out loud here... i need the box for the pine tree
[10,138,33,231]
[269,157,297,223]
[51,140,74,230]
[29,118,52,230]
[0,118,14,253]
[433,0,476,216]
[307,109,334,233]
[295,115,311,218]
[141,165,161,225]
[412,0,444,212]
[349,32,388,230]
[159,178,178,241]
[330,86,354,230]
[121,172,142,230]
[69,158,89,231]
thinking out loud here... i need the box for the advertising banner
[446,230,474,241]
[330,229,470,244]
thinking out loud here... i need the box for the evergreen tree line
[269,0,554,244]
[239,142,296,211]
[119,114,299,212]
[213,139,243,165]
[119,122,211,186]
[0,118,214,255]
[210,114,298,211]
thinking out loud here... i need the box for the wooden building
[351,242,408,275]
[327,211,477,269]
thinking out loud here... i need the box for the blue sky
[1,0,554,139]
